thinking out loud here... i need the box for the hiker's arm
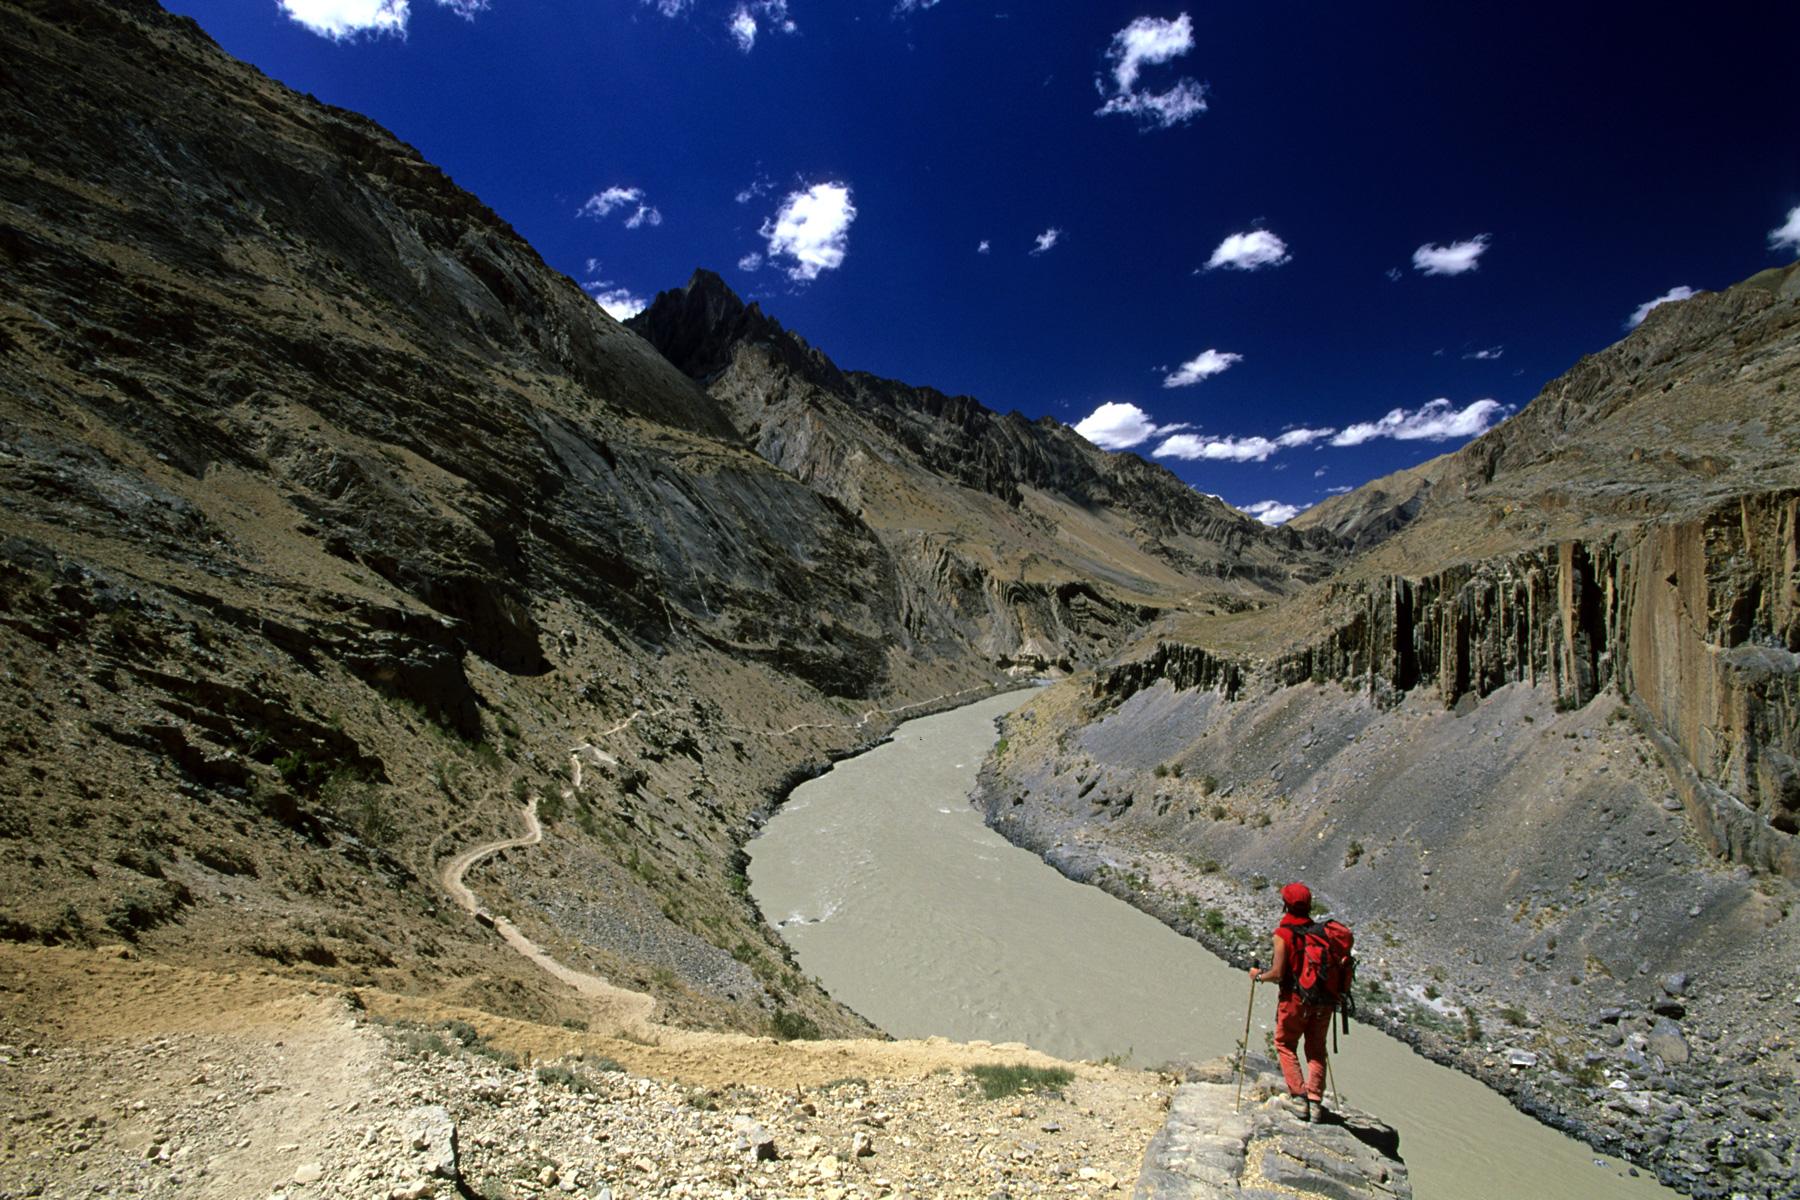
[1249,933,1287,983]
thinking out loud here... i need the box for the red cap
[1280,882,1312,914]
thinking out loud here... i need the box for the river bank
[748,692,1676,1200]
[972,680,1799,1199]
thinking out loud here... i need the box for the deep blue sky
[165,0,1800,522]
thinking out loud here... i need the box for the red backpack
[1287,919,1356,1013]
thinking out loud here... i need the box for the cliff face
[1101,265,1800,876]
[631,271,1338,672]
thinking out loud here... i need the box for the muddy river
[748,690,1676,1200]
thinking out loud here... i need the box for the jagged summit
[629,268,846,392]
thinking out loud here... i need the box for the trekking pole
[1234,973,1257,1113]
[1327,1051,1340,1112]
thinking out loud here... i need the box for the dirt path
[438,682,1014,1038]
[437,796,656,1037]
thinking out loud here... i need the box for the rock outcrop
[1137,1059,1409,1200]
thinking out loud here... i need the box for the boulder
[405,1105,458,1181]
[1647,1019,1690,1066]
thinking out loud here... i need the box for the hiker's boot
[1308,1098,1328,1124]
[1286,1096,1311,1122]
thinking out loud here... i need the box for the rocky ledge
[1136,1057,1409,1200]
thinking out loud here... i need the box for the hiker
[1249,881,1331,1122]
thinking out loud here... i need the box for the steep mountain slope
[632,271,1339,672]
[0,0,996,1040]
[980,265,1800,1197]
[0,0,1342,1051]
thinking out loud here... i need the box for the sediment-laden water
[748,690,1675,1200]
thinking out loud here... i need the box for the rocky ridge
[631,271,1337,673]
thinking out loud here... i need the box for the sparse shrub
[538,783,565,825]
[274,750,330,793]
[1248,874,1269,891]
[323,772,393,845]
[770,1008,822,1041]
[1344,839,1365,868]
[104,882,188,940]
[1553,694,1581,713]
[1201,907,1228,936]
[1253,812,1272,828]
[536,1064,596,1093]
[395,1028,452,1058]
[966,1063,1073,1100]
[1153,763,1169,778]
[1197,858,1220,874]
[1209,803,1228,821]
[993,737,1009,757]
[1499,1004,1529,1027]
[1424,983,1441,1000]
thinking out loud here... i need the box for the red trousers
[1275,994,1331,1100]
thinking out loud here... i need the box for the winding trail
[441,680,1019,1022]
[438,795,656,1035]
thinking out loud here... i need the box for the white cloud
[1097,80,1208,129]
[761,182,857,282]
[1330,398,1508,446]
[644,0,692,15]
[588,286,647,322]
[1074,402,1161,451]
[1463,346,1503,360]
[1104,13,1190,92]
[1204,229,1289,271]
[1314,467,1327,478]
[737,251,763,272]
[437,0,486,16]
[580,187,663,229]
[977,239,991,254]
[1276,426,1334,447]
[1326,485,1353,494]
[1095,14,1208,130]
[1770,205,1800,253]
[1241,499,1302,526]
[896,0,941,9]
[1155,434,1280,463]
[1412,234,1490,276]
[1031,227,1062,255]
[1385,266,1403,282]
[278,0,408,38]
[1626,285,1696,329]
[729,5,757,49]
[1162,349,1242,388]
[735,175,774,205]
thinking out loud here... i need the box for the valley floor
[0,944,1169,1200]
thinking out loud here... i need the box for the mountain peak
[629,268,846,391]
